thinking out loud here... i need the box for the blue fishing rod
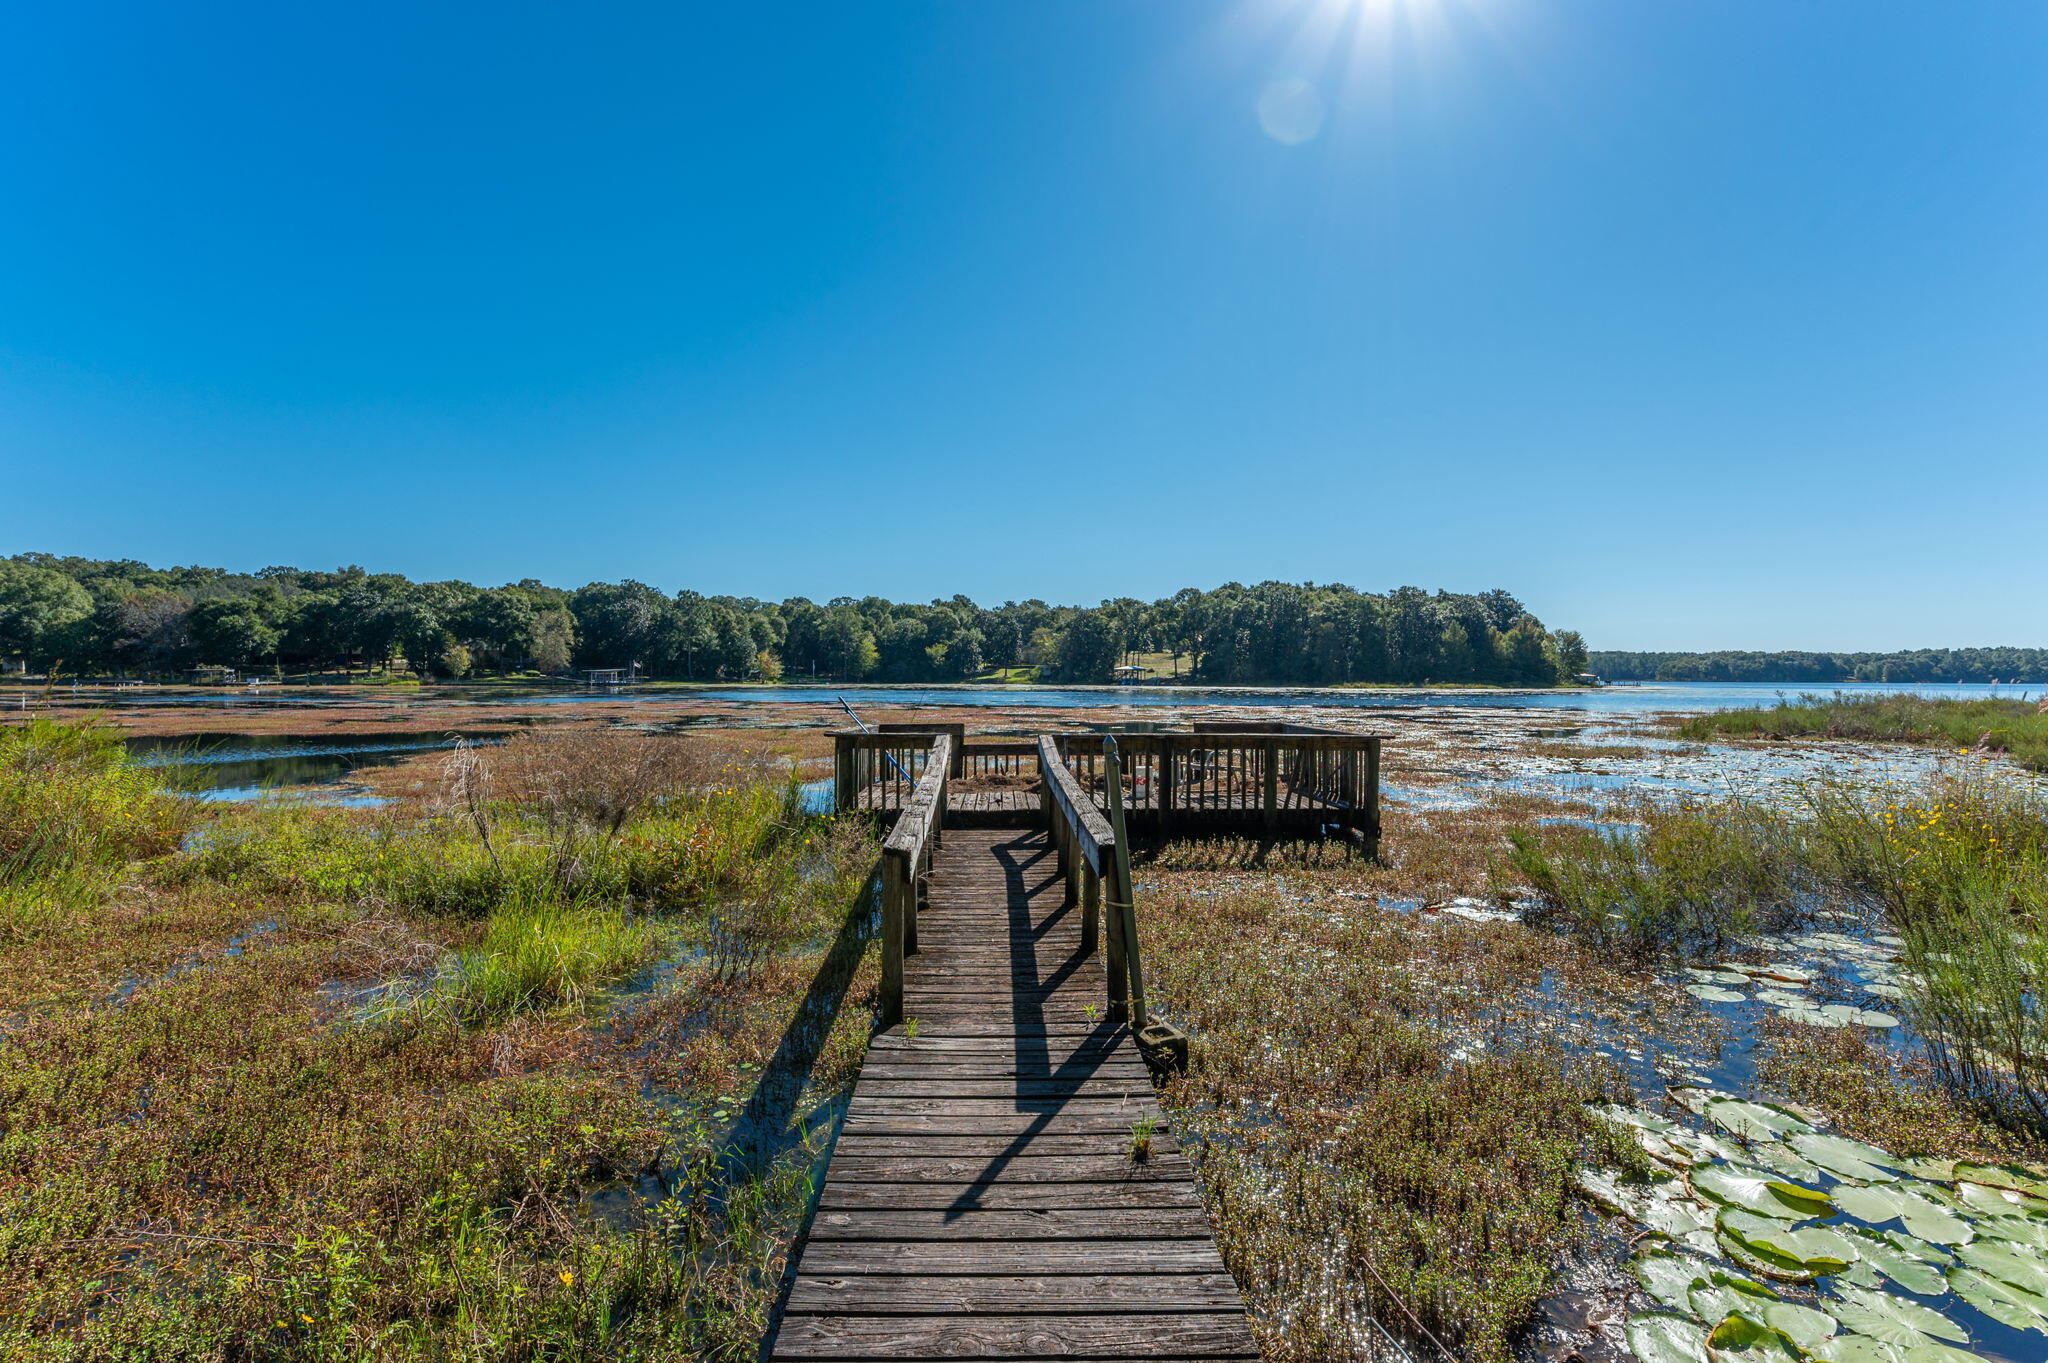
[838,697,913,781]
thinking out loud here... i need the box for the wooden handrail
[1038,734,1136,1020]
[877,733,950,1026]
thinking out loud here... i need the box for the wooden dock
[769,828,1259,1361]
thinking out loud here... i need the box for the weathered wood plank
[771,1311,1259,1358]
[816,1179,1202,1210]
[790,1239,1234,1276]
[808,1207,1216,1240]
[822,1153,1195,1183]
[831,1133,1184,1159]
[784,1272,1245,1314]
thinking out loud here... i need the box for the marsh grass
[1145,853,1648,1363]
[0,719,881,1360]
[1676,692,2048,771]
[0,719,195,933]
[1504,797,1815,959]
[1505,762,2048,1135]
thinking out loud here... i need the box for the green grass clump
[435,899,659,1022]
[1505,799,1814,959]
[0,719,882,1360]
[1677,692,2048,771]
[1507,765,2048,1136]
[0,718,194,932]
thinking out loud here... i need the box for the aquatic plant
[1677,694,2048,773]
[1590,1087,2048,1361]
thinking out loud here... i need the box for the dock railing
[1038,734,1189,1065]
[877,733,951,1027]
[833,728,1040,812]
[1052,724,1381,850]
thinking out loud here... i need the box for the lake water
[128,733,473,804]
[82,678,2039,716]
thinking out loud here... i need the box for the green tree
[532,609,576,673]
[0,563,92,667]
[187,599,281,668]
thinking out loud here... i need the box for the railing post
[1081,862,1100,956]
[834,734,853,814]
[879,848,907,1027]
[1157,733,1176,837]
[1364,738,1382,859]
[1262,737,1280,834]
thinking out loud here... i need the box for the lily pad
[1719,1208,1858,1276]
[1691,1275,1836,1348]
[1818,1003,1900,1029]
[1635,1249,1714,1311]
[1693,1163,1834,1220]
[1747,1141,1823,1182]
[1953,1237,2048,1298]
[1827,1284,1968,1347]
[1628,1310,1711,1363]
[1690,984,1749,1003]
[1702,1099,1816,1142]
[1948,1264,2048,1334]
[1705,1312,1804,1362]
[1953,1161,2048,1202]
[1840,1226,1952,1296]
[1593,1102,1675,1133]
[1831,1182,1974,1246]
[1789,1132,1905,1183]
[1949,1180,2048,1218]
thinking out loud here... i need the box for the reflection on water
[127,733,478,805]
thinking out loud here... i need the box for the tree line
[0,554,1588,687]
[1590,649,2048,684]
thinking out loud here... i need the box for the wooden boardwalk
[771,828,1258,1361]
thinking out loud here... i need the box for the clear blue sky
[2,2,2042,651]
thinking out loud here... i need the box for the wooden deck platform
[770,829,1257,1361]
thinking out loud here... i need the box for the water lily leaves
[1947,1264,2048,1335]
[1704,1312,1804,1362]
[1899,1157,1958,1183]
[1665,1125,1750,1166]
[1953,1237,2048,1299]
[1807,1334,1899,1363]
[1949,1180,2048,1218]
[1691,1277,1837,1349]
[1788,1132,1904,1183]
[1628,1310,1710,1363]
[1979,1214,2048,1252]
[1735,963,1817,984]
[1690,984,1749,1003]
[1830,1182,1974,1246]
[1594,1102,1675,1133]
[1691,967,1755,985]
[1827,1284,1969,1347]
[1840,1226,1952,1296]
[1693,1163,1835,1220]
[1817,1003,1901,1029]
[1719,1208,1858,1277]
[1702,1099,1816,1143]
[1746,1142,1821,1183]
[1635,1249,1714,1311]
[1953,1162,2048,1203]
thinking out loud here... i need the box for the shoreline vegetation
[1594,648,2048,685]
[0,553,1589,689]
[1676,693,2048,773]
[1,719,879,1359]
[7,694,2048,1360]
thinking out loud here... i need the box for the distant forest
[1590,649,2048,684]
[0,554,1588,687]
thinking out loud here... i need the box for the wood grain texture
[769,828,1252,1361]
